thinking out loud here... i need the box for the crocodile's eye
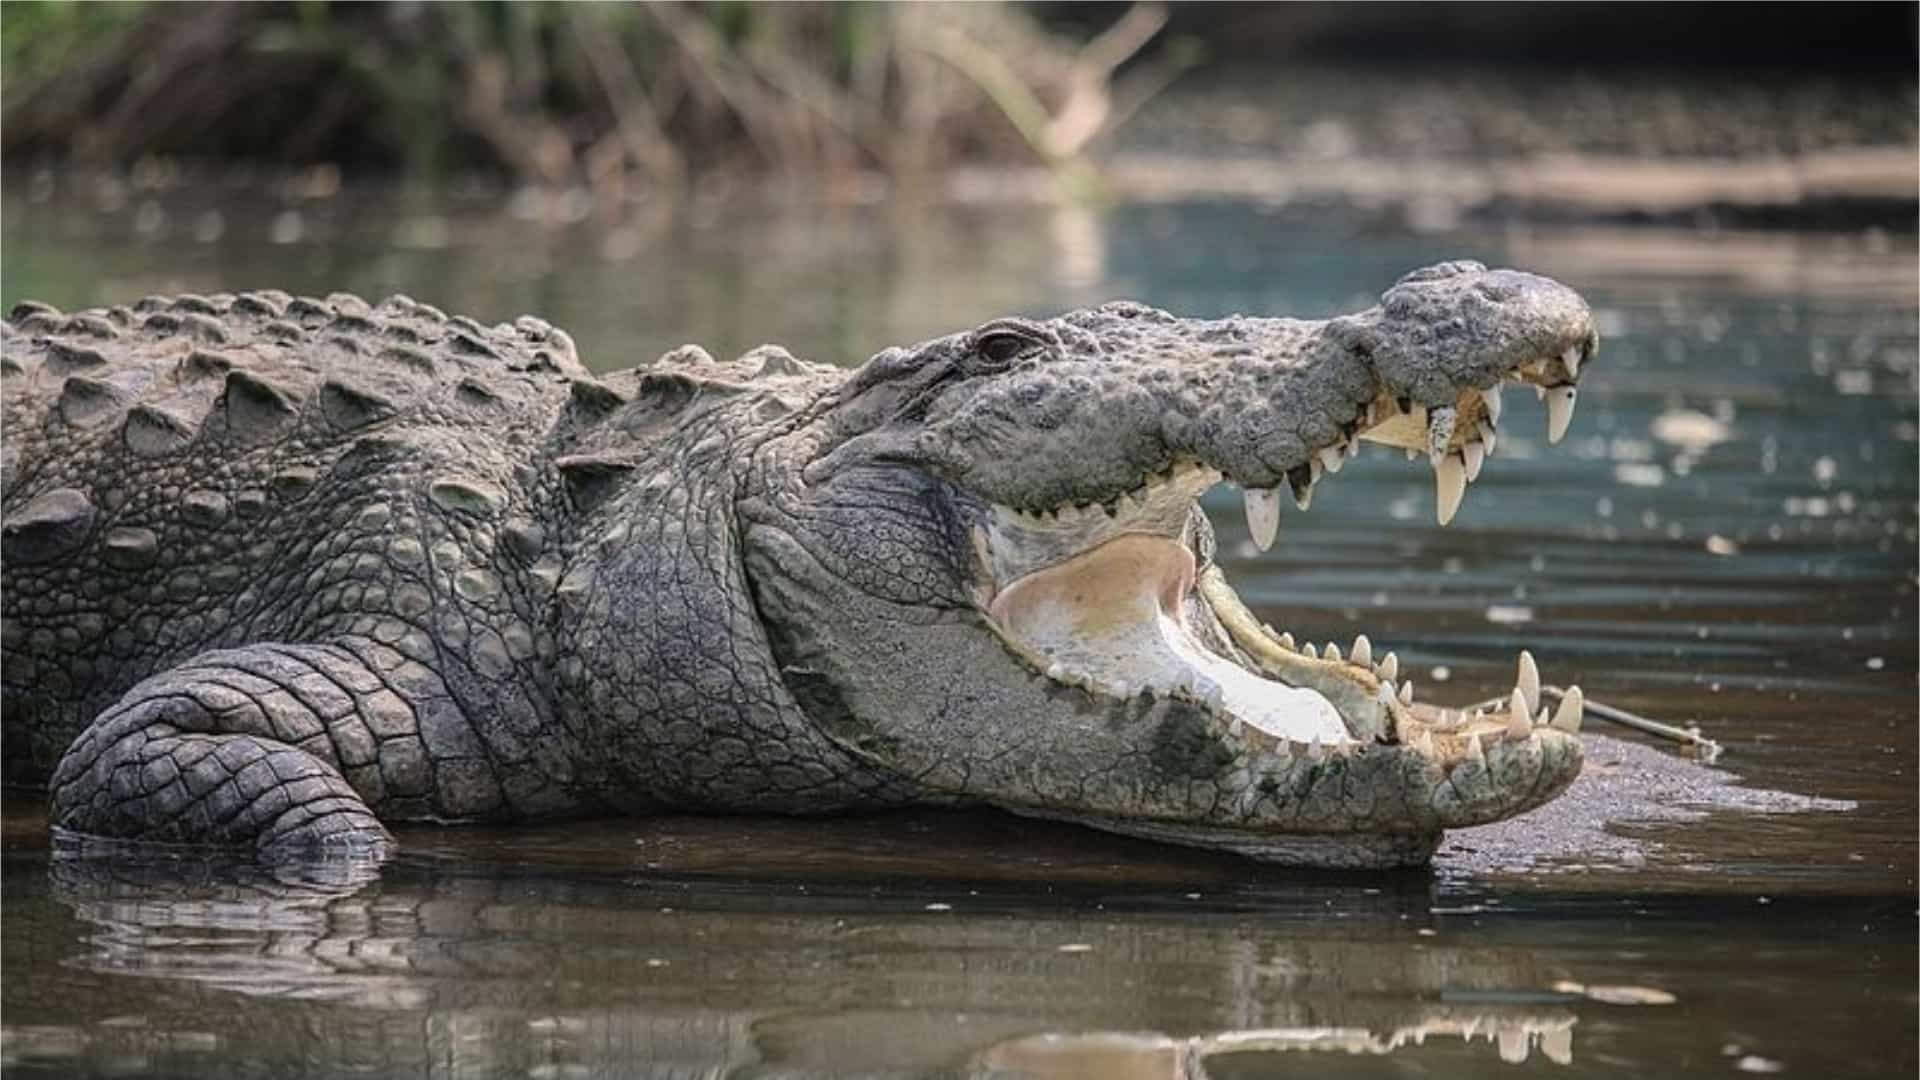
[970,320,1049,371]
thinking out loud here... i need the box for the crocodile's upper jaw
[967,347,1592,784]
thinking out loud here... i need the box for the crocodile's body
[1,264,1599,867]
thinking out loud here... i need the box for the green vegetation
[1,1,1181,196]
[0,1,145,106]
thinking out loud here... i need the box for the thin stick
[1460,685,1724,762]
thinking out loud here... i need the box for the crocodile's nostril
[1393,260,1487,288]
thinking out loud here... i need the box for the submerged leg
[47,641,460,858]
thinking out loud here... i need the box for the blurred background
[2,5,1916,1078]
[3,1,1914,362]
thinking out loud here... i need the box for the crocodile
[0,261,1597,868]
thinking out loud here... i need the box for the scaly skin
[1,263,1599,867]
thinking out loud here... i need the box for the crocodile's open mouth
[971,346,1593,759]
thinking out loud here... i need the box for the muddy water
[2,186,1914,1077]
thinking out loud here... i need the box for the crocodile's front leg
[48,639,492,857]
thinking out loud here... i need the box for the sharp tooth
[1465,732,1485,767]
[1477,420,1499,457]
[1551,685,1585,733]
[1534,383,1546,401]
[1561,345,1582,380]
[1375,652,1399,682]
[1278,631,1296,650]
[1288,464,1315,510]
[1319,444,1345,474]
[1302,642,1318,659]
[1542,1028,1573,1066]
[1463,440,1486,482]
[1499,1025,1529,1065]
[1427,404,1457,463]
[1398,681,1414,705]
[1307,738,1325,762]
[1434,452,1467,525]
[1376,680,1396,706]
[1242,486,1282,552]
[1507,689,1532,738]
[1045,662,1066,680]
[1517,650,1540,714]
[1325,642,1342,663]
[1409,727,1434,756]
[1345,439,1360,462]
[1482,383,1503,425]
[1404,447,1418,461]
[1350,635,1372,668]
[1537,707,1550,726]
[1229,716,1244,737]
[1546,386,1577,444]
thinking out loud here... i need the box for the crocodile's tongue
[987,534,1349,743]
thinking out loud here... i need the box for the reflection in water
[23,846,1588,1078]
[973,1016,1579,1078]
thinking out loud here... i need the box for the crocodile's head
[742,261,1599,867]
